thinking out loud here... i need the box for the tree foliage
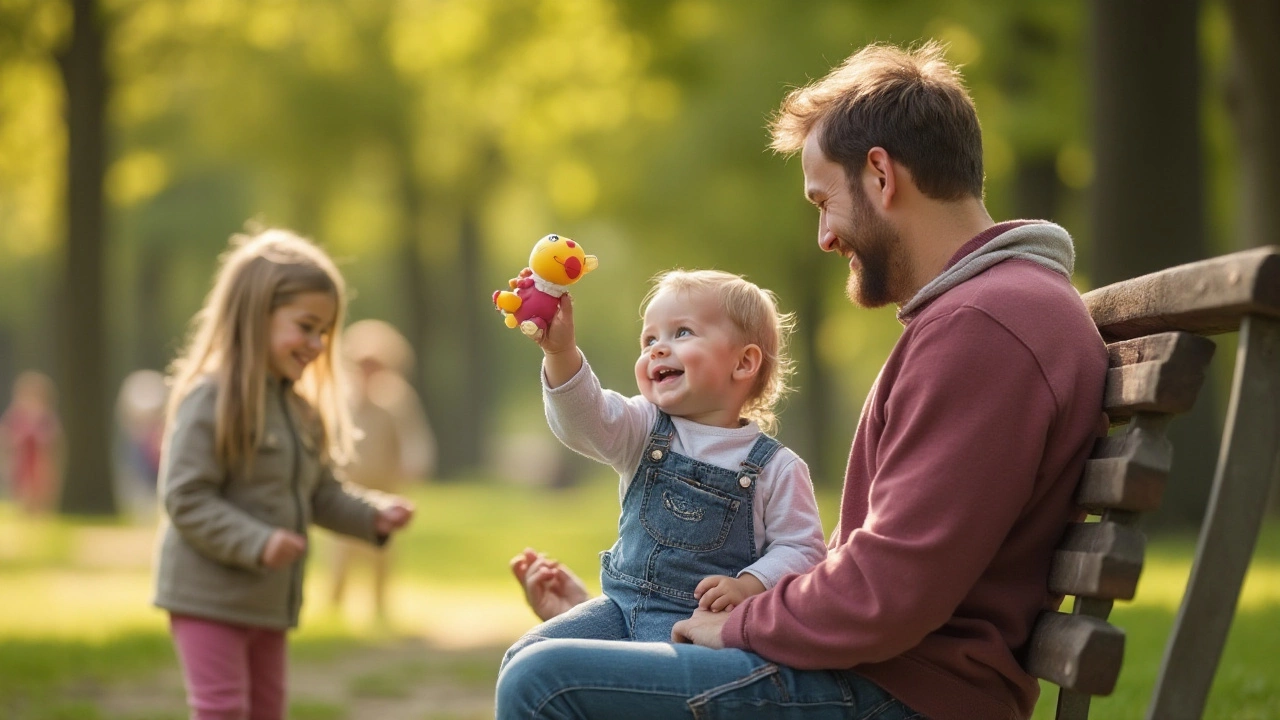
[0,0,1267,517]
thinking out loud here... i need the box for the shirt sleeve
[543,353,654,481]
[161,383,274,571]
[722,308,1056,668]
[739,453,828,589]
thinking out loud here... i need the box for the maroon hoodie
[722,222,1109,720]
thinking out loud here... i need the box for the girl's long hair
[166,228,355,470]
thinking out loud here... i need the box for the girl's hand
[374,500,415,535]
[694,573,766,612]
[261,529,307,568]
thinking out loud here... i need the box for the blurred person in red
[0,371,65,514]
[329,319,436,622]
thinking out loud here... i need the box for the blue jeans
[495,638,925,719]
[500,596,630,673]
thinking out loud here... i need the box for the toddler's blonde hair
[167,228,355,470]
[641,269,795,434]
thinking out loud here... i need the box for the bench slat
[1078,418,1172,513]
[1049,522,1145,600]
[1102,333,1216,423]
[1084,246,1280,341]
[1027,611,1125,696]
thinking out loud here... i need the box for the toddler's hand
[511,547,590,622]
[261,529,307,569]
[695,573,766,612]
[537,294,578,356]
[375,499,415,535]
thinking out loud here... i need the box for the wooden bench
[1024,245,1280,720]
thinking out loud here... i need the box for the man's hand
[510,548,591,622]
[261,529,306,569]
[695,573,766,612]
[671,608,730,648]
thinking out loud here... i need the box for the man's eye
[299,323,314,334]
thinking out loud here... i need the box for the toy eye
[548,234,559,242]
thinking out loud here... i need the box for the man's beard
[840,190,910,308]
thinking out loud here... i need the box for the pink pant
[169,613,288,720]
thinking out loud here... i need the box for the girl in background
[152,228,414,720]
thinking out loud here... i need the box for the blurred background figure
[0,371,65,514]
[113,369,168,521]
[330,319,436,622]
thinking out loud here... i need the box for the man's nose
[818,218,840,253]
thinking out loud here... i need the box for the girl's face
[634,287,755,429]
[268,291,337,381]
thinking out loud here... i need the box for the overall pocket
[639,468,740,552]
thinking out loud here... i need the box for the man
[497,40,1108,720]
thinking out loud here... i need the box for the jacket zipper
[279,383,306,626]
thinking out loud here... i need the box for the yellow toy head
[529,234,598,286]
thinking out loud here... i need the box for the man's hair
[770,40,984,200]
[641,269,795,434]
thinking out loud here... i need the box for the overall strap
[643,410,676,462]
[739,433,782,478]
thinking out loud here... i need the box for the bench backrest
[1024,246,1280,720]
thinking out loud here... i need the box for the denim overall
[600,411,781,642]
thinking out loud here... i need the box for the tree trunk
[451,208,491,475]
[56,0,115,515]
[789,253,834,488]
[1012,156,1061,224]
[1222,0,1280,514]
[1091,0,1216,530]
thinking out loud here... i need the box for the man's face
[801,132,909,308]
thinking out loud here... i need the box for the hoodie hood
[897,221,1076,322]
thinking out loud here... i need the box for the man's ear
[734,345,763,381]
[865,146,897,210]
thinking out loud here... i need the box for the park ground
[2,478,1279,719]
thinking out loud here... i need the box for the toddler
[502,268,826,669]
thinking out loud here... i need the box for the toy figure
[493,233,597,338]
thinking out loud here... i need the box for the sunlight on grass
[2,486,1278,720]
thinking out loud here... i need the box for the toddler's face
[634,288,750,428]
[268,291,336,381]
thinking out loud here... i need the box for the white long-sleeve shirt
[543,354,827,589]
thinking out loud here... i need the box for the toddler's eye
[641,336,656,348]
[676,327,692,338]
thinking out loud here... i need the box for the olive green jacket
[153,377,386,630]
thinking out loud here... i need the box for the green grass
[1,479,1278,719]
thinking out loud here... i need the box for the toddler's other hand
[375,500,415,535]
[511,547,590,622]
[261,529,307,569]
[695,573,766,612]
